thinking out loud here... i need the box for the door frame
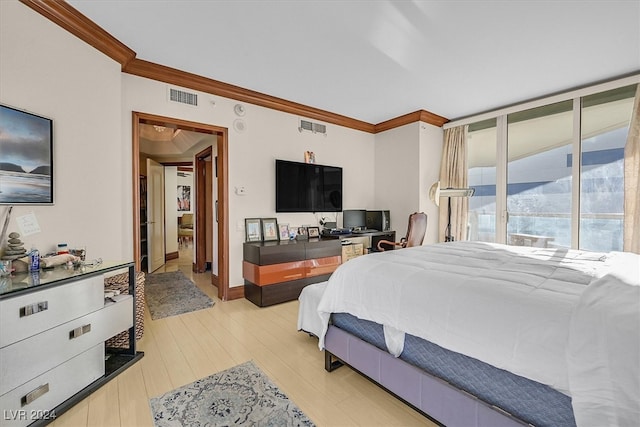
[132,111,230,300]
[194,146,211,274]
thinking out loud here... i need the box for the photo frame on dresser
[296,226,308,240]
[245,218,262,242]
[307,226,320,238]
[279,223,290,240]
[261,218,279,241]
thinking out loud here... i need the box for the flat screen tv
[276,159,342,212]
[0,104,54,205]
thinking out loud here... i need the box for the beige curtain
[438,125,469,242]
[624,84,640,253]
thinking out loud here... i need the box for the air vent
[168,87,198,106]
[299,119,327,135]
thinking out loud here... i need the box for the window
[466,83,637,251]
[579,85,635,251]
[468,119,497,242]
[506,101,573,248]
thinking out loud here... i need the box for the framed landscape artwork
[0,104,54,205]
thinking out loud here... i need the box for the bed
[304,241,639,427]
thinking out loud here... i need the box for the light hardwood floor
[50,247,435,427]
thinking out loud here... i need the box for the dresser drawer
[0,276,104,349]
[0,295,132,395]
[0,344,104,427]
[305,256,341,277]
[243,260,306,285]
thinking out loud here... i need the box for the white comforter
[316,241,639,426]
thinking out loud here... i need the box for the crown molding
[19,0,448,133]
[124,59,377,133]
[375,110,449,133]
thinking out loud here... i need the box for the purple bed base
[324,325,528,427]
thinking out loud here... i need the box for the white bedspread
[567,251,640,426]
[316,241,639,426]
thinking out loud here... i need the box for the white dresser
[0,262,143,427]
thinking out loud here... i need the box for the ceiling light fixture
[153,125,166,132]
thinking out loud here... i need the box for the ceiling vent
[168,87,198,106]
[299,119,327,135]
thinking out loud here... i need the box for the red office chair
[377,212,427,251]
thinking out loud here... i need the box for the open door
[132,111,229,300]
[147,158,166,272]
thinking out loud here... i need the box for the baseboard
[227,285,245,301]
[165,251,179,261]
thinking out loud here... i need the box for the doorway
[132,112,230,301]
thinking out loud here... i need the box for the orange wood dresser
[243,239,342,307]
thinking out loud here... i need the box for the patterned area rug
[149,361,315,427]
[145,270,214,320]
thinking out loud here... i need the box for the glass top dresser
[0,261,144,426]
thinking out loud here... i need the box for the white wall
[1,1,128,261]
[122,75,377,287]
[374,123,420,238]
[1,0,443,288]
[418,122,444,244]
[373,122,443,244]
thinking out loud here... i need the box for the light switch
[235,186,246,195]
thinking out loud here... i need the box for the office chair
[377,212,427,251]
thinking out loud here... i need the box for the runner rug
[145,270,214,320]
[149,361,315,426]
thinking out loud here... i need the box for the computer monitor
[343,209,366,230]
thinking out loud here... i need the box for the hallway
[148,245,218,303]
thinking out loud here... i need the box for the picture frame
[0,104,54,205]
[296,226,308,240]
[261,218,279,241]
[177,185,191,211]
[245,218,262,242]
[279,223,290,240]
[307,226,320,238]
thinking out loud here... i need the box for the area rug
[149,361,315,427]
[145,270,214,320]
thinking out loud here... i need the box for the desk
[323,230,396,252]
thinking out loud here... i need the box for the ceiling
[67,0,639,125]
[138,123,214,159]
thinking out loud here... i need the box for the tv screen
[276,159,342,212]
[0,104,54,205]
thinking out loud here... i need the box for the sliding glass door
[506,101,573,248]
[579,86,635,251]
[468,119,497,242]
[466,84,636,251]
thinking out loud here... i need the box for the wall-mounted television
[0,104,54,205]
[276,159,342,212]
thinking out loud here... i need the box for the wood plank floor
[50,247,435,427]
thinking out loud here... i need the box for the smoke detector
[234,104,246,116]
